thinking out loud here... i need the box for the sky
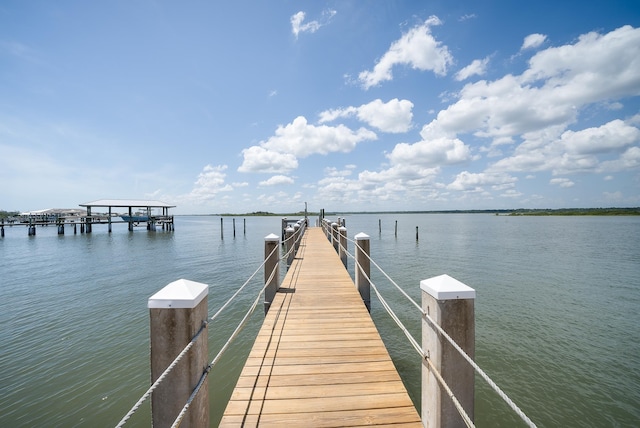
[1,1,639,214]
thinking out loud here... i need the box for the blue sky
[1,1,639,214]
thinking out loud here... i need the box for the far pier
[1,199,175,237]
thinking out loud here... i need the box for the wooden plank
[220,227,421,426]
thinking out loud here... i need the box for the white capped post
[354,232,371,312]
[148,279,209,428]
[264,233,280,314]
[421,274,475,428]
[338,226,347,268]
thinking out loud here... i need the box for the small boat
[121,215,149,222]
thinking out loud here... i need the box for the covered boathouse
[79,199,175,232]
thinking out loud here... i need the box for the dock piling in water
[355,232,371,312]
[421,274,475,428]
[263,233,280,314]
[148,279,209,428]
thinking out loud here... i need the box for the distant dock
[1,199,175,237]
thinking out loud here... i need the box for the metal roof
[79,199,176,208]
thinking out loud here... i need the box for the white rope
[209,242,278,323]
[115,321,208,427]
[424,355,475,428]
[423,311,537,428]
[169,265,275,427]
[349,236,537,428]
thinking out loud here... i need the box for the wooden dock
[220,227,422,427]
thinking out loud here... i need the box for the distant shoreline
[209,207,640,217]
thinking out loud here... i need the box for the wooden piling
[233,218,236,238]
[416,226,419,241]
[338,226,347,268]
[220,217,223,240]
[354,232,371,312]
[264,233,280,314]
[331,222,339,252]
[149,279,209,428]
[285,226,295,266]
[421,274,475,428]
[395,220,398,237]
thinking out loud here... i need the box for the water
[1,214,638,427]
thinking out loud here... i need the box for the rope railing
[281,220,306,263]
[170,270,273,427]
[116,232,287,427]
[322,217,537,428]
[115,321,208,427]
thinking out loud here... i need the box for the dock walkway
[220,227,422,426]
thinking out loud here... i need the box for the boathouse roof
[79,199,176,208]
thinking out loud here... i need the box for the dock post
[220,217,223,239]
[1,219,4,238]
[354,233,371,312]
[148,279,209,428]
[331,222,339,252]
[338,226,347,268]
[421,274,475,428]
[294,222,301,253]
[264,233,280,314]
[233,218,236,238]
[285,226,295,267]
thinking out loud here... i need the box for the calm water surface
[1,214,638,427]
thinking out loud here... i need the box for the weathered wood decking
[220,227,422,427]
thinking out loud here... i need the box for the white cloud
[432,26,640,146]
[291,9,336,39]
[259,175,294,186]
[387,137,472,168]
[550,178,575,188]
[238,116,377,173]
[238,146,299,173]
[318,98,413,133]
[447,171,517,192]
[263,116,377,157]
[521,33,547,51]
[358,16,453,89]
[455,57,490,81]
[491,119,640,175]
[186,165,234,203]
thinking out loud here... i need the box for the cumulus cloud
[455,57,490,81]
[358,16,453,89]
[490,119,640,175]
[259,175,295,186]
[238,146,299,173]
[521,33,547,50]
[447,171,517,192]
[185,165,233,203]
[550,178,575,188]
[291,9,336,39]
[238,116,377,173]
[387,137,472,168]
[318,98,413,133]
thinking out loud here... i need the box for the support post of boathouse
[148,279,209,428]
[421,274,475,428]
